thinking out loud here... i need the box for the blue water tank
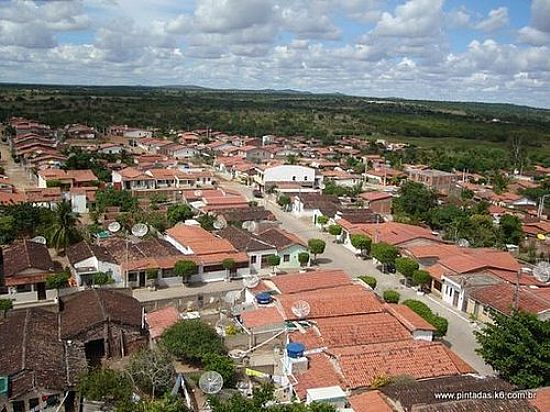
[256,292,272,305]
[286,342,305,358]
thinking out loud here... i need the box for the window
[16,284,32,293]
[283,254,290,262]
[12,401,25,412]
[251,255,257,264]
[292,176,296,181]
[128,273,138,282]
[29,398,39,411]
[304,176,308,181]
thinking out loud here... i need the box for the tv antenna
[198,371,223,394]
[108,221,121,233]
[533,261,550,283]
[30,236,47,245]
[457,238,470,248]
[131,223,149,238]
[242,221,257,233]
[242,276,260,289]
[291,300,311,319]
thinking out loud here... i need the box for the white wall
[71,193,88,213]
[412,329,433,341]
[264,165,315,184]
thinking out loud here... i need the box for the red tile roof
[329,341,474,389]
[146,306,180,339]
[349,391,394,412]
[269,269,352,294]
[352,222,441,246]
[166,223,236,255]
[240,306,284,329]
[470,283,550,316]
[385,303,436,332]
[276,285,383,320]
[530,387,550,412]
[293,354,345,400]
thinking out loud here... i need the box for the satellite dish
[30,236,47,245]
[108,221,121,233]
[291,300,311,319]
[131,223,149,237]
[194,190,203,197]
[199,371,223,394]
[533,262,550,283]
[242,221,257,233]
[213,219,226,230]
[537,233,546,241]
[243,276,260,289]
[457,238,470,248]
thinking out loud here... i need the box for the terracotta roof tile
[349,391,394,412]
[531,387,550,412]
[470,283,550,315]
[385,304,436,332]
[270,269,352,294]
[293,354,345,399]
[146,306,180,339]
[240,306,284,329]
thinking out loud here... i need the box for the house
[321,169,362,188]
[158,143,198,159]
[37,169,98,189]
[98,143,124,155]
[0,241,57,303]
[406,167,455,194]
[219,226,277,273]
[164,223,250,282]
[64,123,96,139]
[0,289,147,412]
[254,165,322,192]
[66,241,123,287]
[364,167,405,186]
[359,191,393,214]
[239,145,273,161]
[216,207,276,228]
[291,193,340,220]
[255,228,308,270]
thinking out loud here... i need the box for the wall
[412,329,434,342]
[278,244,308,270]
[264,165,316,184]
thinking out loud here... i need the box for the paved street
[220,179,494,376]
[0,141,34,188]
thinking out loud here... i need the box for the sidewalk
[133,279,244,302]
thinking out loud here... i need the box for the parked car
[252,189,263,198]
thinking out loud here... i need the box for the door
[452,290,459,307]
[139,271,146,288]
[36,282,46,300]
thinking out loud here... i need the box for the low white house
[254,165,322,192]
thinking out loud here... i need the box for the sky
[0,0,549,108]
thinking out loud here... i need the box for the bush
[372,243,399,265]
[359,275,377,289]
[317,215,329,225]
[402,299,448,337]
[383,290,400,303]
[298,252,310,266]
[46,271,71,289]
[412,269,431,287]
[395,257,419,278]
[78,368,133,406]
[93,271,114,285]
[161,320,225,363]
[328,224,342,236]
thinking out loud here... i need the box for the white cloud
[475,7,508,32]
[518,0,550,45]
[372,0,444,38]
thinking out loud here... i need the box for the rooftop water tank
[286,342,305,359]
[256,292,272,305]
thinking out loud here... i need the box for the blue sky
[0,0,549,108]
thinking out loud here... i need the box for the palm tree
[47,200,81,253]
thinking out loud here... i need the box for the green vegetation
[402,299,449,337]
[392,181,437,223]
[2,85,549,163]
[222,258,236,272]
[127,347,175,398]
[0,203,55,245]
[0,299,13,318]
[93,271,114,285]
[95,187,138,212]
[78,368,133,409]
[350,234,372,257]
[475,311,550,389]
[383,290,400,304]
[412,270,432,289]
[298,252,310,267]
[308,239,326,264]
[328,224,342,236]
[359,275,377,289]
[316,215,329,226]
[277,194,291,210]
[266,254,281,273]
[208,383,336,412]
[323,181,362,197]
[161,319,225,363]
[372,243,399,266]
[202,353,237,388]
[62,147,130,182]
[46,270,71,289]
[167,203,195,226]
[395,257,419,279]
[46,200,81,252]
[174,260,198,282]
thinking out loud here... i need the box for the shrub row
[402,299,448,337]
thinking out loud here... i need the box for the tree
[95,187,138,212]
[316,215,329,226]
[266,254,281,274]
[277,195,291,210]
[161,320,225,363]
[395,257,419,279]
[372,243,399,266]
[0,299,13,318]
[499,214,523,245]
[222,258,236,275]
[392,181,438,222]
[298,252,310,267]
[127,347,175,399]
[46,270,71,289]
[167,204,195,226]
[350,234,372,257]
[383,290,400,303]
[130,395,190,412]
[78,368,133,408]
[328,224,342,236]
[402,300,448,337]
[359,275,377,289]
[412,269,431,289]
[475,311,550,389]
[308,239,326,264]
[47,200,81,252]
[197,213,216,231]
[202,353,236,387]
[93,271,114,285]
[174,260,198,283]
[0,215,15,244]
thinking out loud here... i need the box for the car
[252,190,263,198]
[385,263,396,274]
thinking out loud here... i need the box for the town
[0,111,549,412]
